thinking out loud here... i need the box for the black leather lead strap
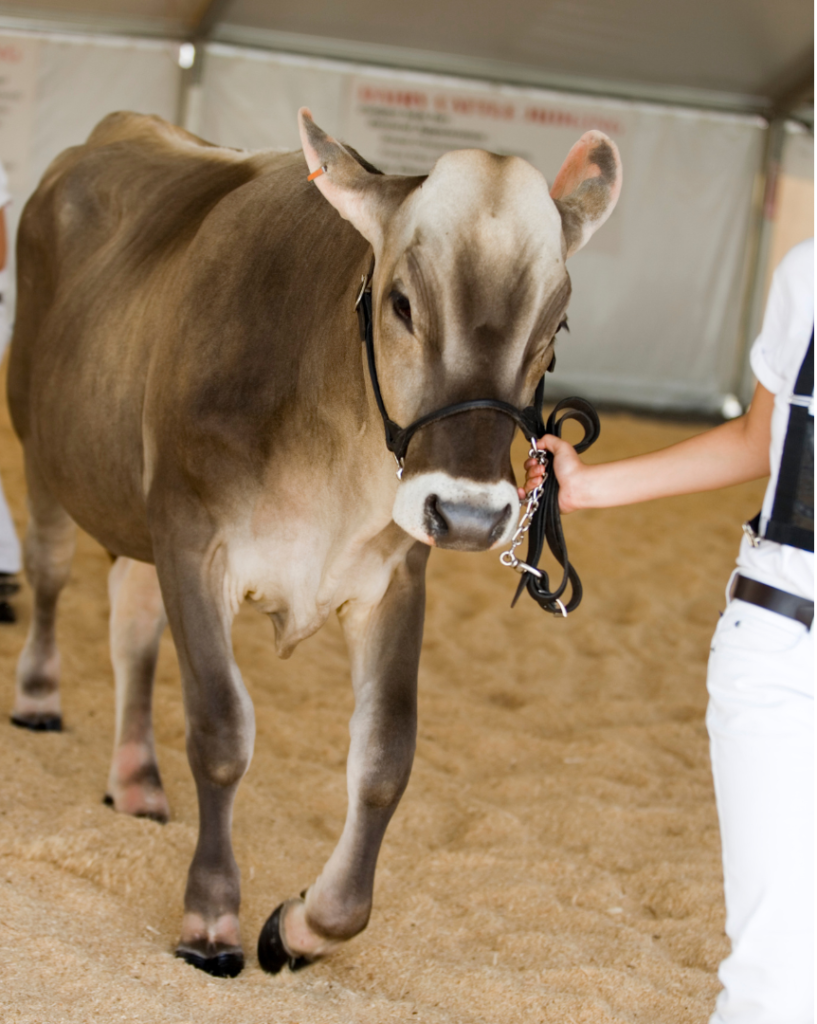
[511,398,600,614]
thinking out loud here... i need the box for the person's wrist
[566,466,594,511]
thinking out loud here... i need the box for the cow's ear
[550,131,622,258]
[298,108,415,251]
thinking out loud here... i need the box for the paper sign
[345,75,629,182]
[344,74,630,252]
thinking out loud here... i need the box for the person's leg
[0,302,18,576]
[707,599,814,1024]
[0,470,22,623]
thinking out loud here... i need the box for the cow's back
[9,113,267,430]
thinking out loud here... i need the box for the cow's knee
[350,696,419,806]
[187,691,255,789]
[25,517,75,596]
[354,755,413,810]
[349,714,415,810]
[190,740,253,790]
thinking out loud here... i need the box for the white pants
[707,593,814,1024]
[0,473,20,573]
[0,304,19,574]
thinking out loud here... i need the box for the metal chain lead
[499,439,547,580]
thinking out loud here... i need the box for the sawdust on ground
[0,369,765,1024]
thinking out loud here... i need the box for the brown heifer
[7,110,621,976]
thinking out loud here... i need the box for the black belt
[730,574,813,628]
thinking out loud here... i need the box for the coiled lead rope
[500,397,600,616]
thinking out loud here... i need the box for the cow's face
[300,111,621,551]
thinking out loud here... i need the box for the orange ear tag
[307,167,325,181]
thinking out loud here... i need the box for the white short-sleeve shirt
[736,239,814,600]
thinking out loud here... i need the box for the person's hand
[518,434,587,513]
[518,449,546,499]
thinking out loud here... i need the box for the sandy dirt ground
[0,366,766,1024]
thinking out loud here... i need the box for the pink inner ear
[550,133,602,201]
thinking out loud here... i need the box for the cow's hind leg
[12,453,76,731]
[258,543,428,973]
[104,556,170,823]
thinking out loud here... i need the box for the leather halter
[355,271,547,467]
[354,267,600,615]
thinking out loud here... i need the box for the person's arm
[521,382,773,513]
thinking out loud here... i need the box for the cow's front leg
[154,541,255,978]
[258,542,429,973]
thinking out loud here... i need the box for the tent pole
[175,61,202,133]
[732,116,787,406]
[174,0,235,131]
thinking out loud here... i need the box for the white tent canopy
[1,0,812,115]
[0,2,812,413]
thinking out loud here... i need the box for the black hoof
[257,903,313,975]
[10,713,63,732]
[0,600,16,623]
[175,948,244,978]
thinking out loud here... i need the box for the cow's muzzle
[393,473,519,551]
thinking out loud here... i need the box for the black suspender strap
[748,330,814,553]
[794,331,814,395]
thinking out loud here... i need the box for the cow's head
[299,109,621,551]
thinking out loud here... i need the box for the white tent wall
[766,123,814,296]
[197,46,350,152]
[735,120,815,405]
[0,30,181,319]
[0,31,780,414]
[199,44,766,414]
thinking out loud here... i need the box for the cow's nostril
[490,504,513,544]
[424,494,449,537]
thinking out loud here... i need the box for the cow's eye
[391,291,413,332]
[556,318,569,335]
